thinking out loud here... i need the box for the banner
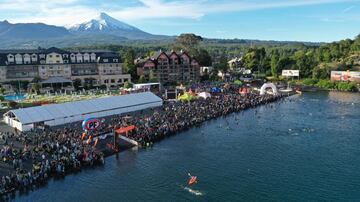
[282,70,299,77]
[331,71,360,82]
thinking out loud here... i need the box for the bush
[0,87,5,95]
[0,95,4,102]
[123,81,133,89]
[99,85,107,90]
[303,78,318,86]
[233,80,243,86]
[316,79,335,89]
[7,101,18,108]
[336,82,358,92]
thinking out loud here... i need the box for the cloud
[1,0,360,25]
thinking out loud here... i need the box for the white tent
[198,92,211,99]
[3,92,163,131]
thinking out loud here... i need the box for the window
[111,79,115,83]
[104,79,109,83]
[118,79,123,83]
[103,59,109,62]
[49,55,53,58]
[124,78,128,82]
[56,55,60,58]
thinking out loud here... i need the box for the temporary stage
[3,92,163,131]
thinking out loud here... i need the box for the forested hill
[68,33,359,81]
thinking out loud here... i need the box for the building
[3,92,163,131]
[136,50,200,84]
[0,47,131,90]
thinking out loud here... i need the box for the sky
[0,0,360,42]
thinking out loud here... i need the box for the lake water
[15,92,360,202]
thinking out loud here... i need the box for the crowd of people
[0,84,286,198]
[111,86,285,147]
[0,127,104,198]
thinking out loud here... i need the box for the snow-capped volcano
[69,12,140,32]
[68,12,155,39]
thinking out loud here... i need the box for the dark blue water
[16,92,360,202]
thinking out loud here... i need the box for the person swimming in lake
[188,173,198,186]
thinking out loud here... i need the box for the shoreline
[0,90,291,200]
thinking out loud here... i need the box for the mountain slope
[68,12,155,39]
[0,20,71,39]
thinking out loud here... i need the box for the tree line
[70,33,360,82]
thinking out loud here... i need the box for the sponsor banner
[331,71,360,82]
[282,70,300,77]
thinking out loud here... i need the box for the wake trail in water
[179,184,204,196]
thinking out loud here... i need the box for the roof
[7,92,162,125]
[98,52,119,58]
[40,77,73,84]
[43,47,69,54]
[0,49,41,54]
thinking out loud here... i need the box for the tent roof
[7,92,162,125]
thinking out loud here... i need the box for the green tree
[123,48,136,79]
[0,86,5,95]
[31,83,41,94]
[293,50,314,78]
[138,75,146,83]
[351,34,360,51]
[7,101,18,109]
[195,49,212,66]
[277,56,295,76]
[176,33,203,52]
[243,47,263,72]
[271,51,280,77]
[73,79,82,91]
[31,76,42,83]
[149,70,158,82]
[215,54,229,73]
[123,81,133,89]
